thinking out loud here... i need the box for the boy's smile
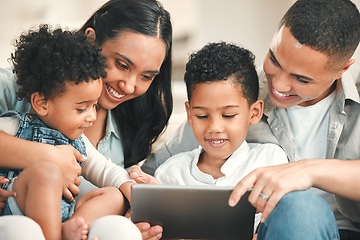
[186,80,255,165]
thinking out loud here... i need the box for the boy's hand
[128,165,161,184]
[0,176,16,214]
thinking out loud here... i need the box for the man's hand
[229,161,313,222]
[0,176,16,214]
[128,165,161,184]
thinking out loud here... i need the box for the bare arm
[0,131,84,201]
[229,159,360,222]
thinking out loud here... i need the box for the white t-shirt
[285,92,335,161]
[0,115,133,189]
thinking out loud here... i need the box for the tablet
[131,184,256,240]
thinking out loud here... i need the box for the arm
[229,158,360,222]
[81,135,134,194]
[0,131,84,201]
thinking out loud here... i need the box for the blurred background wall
[1,0,359,141]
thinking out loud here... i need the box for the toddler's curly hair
[11,24,107,101]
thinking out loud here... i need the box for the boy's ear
[185,101,192,127]
[31,92,49,116]
[85,28,96,44]
[249,99,264,125]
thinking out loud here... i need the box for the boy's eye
[223,114,236,118]
[196,115,208,119]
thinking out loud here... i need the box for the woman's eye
[116,61,128,70]
[141,75,155,81]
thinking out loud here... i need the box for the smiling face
[263,26,350,108]
[97,30,166,110]
[186,80,263,164]
[37,79,103,140]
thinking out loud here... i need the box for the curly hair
[281,0,360,69]
[184,42,259,106]
[11,24,107,101]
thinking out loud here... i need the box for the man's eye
[295,76,309,84]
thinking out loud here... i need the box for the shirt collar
[105,109,121,140]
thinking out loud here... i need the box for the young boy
[153,42,289,233]
[0,25,135,240]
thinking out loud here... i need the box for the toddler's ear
[185,101,192,126]
[249,99,264,125]
[31,92,49,116]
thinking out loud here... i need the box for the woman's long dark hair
[80,0,173,168]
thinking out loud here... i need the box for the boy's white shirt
[155,140,288,233]
[155,140,288,186]
[0,115,134,189]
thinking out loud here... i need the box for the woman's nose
[119,75,136,94]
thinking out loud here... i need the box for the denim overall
[0,111,86,222]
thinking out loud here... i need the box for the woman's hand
[0,176,16,214]
[128,165,161,184]
[125,206,163,240]
[46,144,85,202]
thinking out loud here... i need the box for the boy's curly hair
[184,42,259,106]
[11,24,107,101]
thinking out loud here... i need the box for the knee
[258,191,339,240]
[24,161,62,185]
[0,216,46,240]
[88,215,142,240]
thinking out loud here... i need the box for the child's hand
[0,176,16,214]
[128,165,160,184]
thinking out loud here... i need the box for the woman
[0,0,172,239]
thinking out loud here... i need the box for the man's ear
[335,59,355,79]
[31,92,49,116]
[185,101,192,127]
[85,27,96,44]
[249,99,264,125]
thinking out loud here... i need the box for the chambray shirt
[142,63,360,231]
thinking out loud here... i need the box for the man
[135,0,360,239]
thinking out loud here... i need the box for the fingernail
[260,218,265,223]
[82,155,87,160]
[154,226,162,234]
[156,233,162,239]
[228,199,235,206]
[142,225,150,231]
